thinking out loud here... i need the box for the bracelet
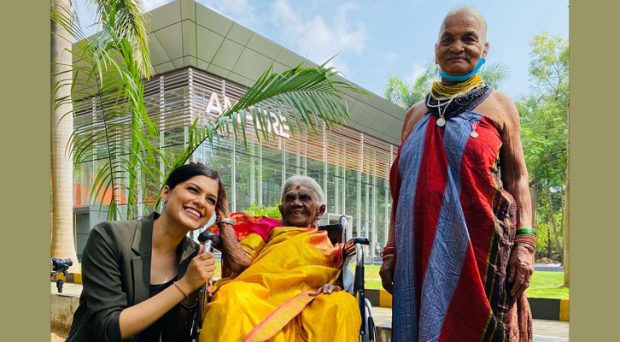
[381,245,395,258]
[516,242,536,253]
[514,234,536,251]
[173,281,189,299]
[515,233,536,242]
[516,228,537,236]
[216,217,234,226]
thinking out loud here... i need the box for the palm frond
[386,76,407,108]
[68,27,160,220]
[169,63,366,173]
[51,0,160,221]
[91,0,153,78]
[51,1,85,41]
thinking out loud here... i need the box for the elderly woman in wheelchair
[199,175,361,341]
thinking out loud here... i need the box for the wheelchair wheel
[366,316,376,342]
[361,298,376,342]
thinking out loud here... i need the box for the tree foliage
[53,0,161,221]
[384,62,507,109]
[517,33,569,259]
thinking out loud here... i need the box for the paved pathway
[52,283,569,341]
[371,307,568,341]
[534,263,564,272]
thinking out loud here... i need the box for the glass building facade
[73,67,397,260]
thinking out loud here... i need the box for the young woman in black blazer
[67,163,230,341]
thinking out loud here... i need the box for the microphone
[197,231,215,253]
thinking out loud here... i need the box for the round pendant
[436,117,446,127]
[470,131,479,138]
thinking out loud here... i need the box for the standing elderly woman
[199,175,361,342]
[380,6,535,342]
[67,163,228,341]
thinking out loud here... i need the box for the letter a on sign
[207,92,222,114]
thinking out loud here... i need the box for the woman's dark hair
[165,163,229,216]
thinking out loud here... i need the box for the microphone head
[197,231,215,243]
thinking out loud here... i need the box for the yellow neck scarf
[431,74,485,99]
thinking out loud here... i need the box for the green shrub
[243,203,282,220]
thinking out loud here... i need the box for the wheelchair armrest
[351,237,370,245]
[344,236,369,257]
[343,236,370,270]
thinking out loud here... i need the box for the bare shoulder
[492,90,518,112]
[401,101,428,142]
[475,90,520,131]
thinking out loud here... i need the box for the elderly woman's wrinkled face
[279,184,326,227]
[435,12,488,76]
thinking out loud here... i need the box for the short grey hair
[440,6,488,43]
[280,175,325,205]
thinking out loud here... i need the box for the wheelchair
[318,215,377,342]
[191,215,377,342]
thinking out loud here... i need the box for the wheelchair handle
[355,244,364,267]
[353,236,369,266]
[339,216,348,243]
[352,237,369,245]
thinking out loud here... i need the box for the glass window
[260,145,284,208]
[73,67,399,242]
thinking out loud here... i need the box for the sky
[76,0,569,100]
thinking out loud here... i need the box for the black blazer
[66,212,199,342]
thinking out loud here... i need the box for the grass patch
[527,270,569,299]
[348,264,384,290]
[216,261,568,299]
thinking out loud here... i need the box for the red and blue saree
[390,86,532,341]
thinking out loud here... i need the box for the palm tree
[50,0,78,268]
[384,63,507,109]
[384,65,436,109]
[56,0,160,221]
[50,0,160,270]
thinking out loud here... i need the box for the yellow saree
[200,226,361,341]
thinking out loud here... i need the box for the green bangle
[516,228,536,236]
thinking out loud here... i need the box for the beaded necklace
[426,74,486,127]
[431,74,485,98]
